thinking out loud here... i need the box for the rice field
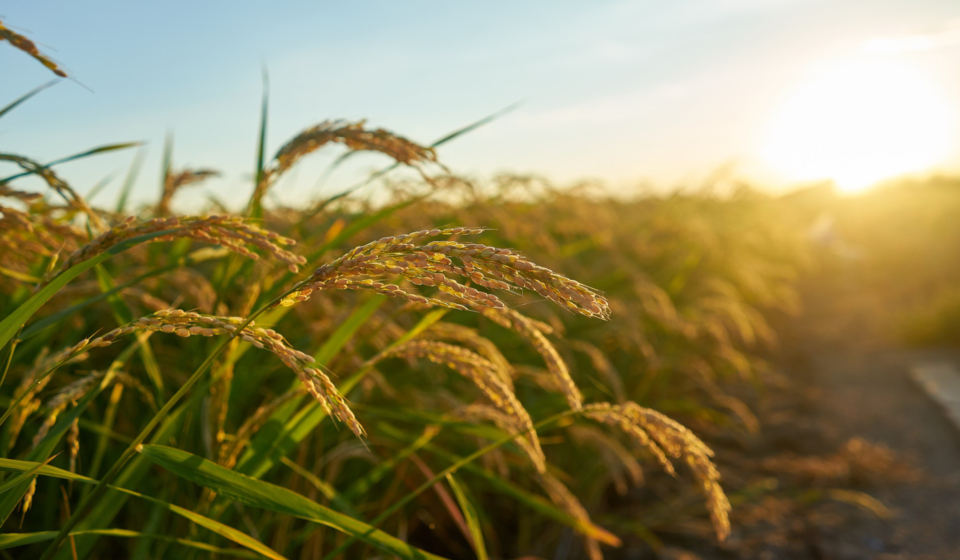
[3,19,960,560]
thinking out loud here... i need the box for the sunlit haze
[761,58,955,192]
[3,1,960,206]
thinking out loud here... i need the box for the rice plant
[0,21,819,559]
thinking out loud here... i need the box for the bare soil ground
[607,270,960,560]
[710,274,960,559]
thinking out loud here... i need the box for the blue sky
[3,1,960,209]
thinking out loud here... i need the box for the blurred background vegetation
[4,10,960,560]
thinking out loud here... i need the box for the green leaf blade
[139,444,449,560]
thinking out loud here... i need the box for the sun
[761,58,955,193]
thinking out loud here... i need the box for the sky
[3,0,960,210]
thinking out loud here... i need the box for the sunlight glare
[761,59,954,192]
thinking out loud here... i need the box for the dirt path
[596,268,960,560]
[741,274,960,559]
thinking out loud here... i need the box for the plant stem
[321,409,579,560]
[0,327,21,391]
[38,288,298,559]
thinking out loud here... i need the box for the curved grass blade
[84,384,123,491]
[84,172,117,202]
[0,80,57,120]
[445,473,488,560]
[380,423,620,545]
[235,305,444,480]
[0,458,286,560]
[0,530,262,558]
[0,142,141,183]
[158,133,172,203]
[342,426,439,503]
[278,457,358,518]
[139,444,449,560]
[313,294,386,365]
[0,455,58,495]
[340,307,448,394]
[0,458,89,482]
[116,147,146,214]
[93,264,164,401]
[0,80,60,117]
[0,229,178,353]
[321,410,583,560]
[235,296,386,478]
[0,266,40,283]
[247,66,269,218]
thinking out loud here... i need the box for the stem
[0,327,20,392]
[321,409,579,560]
[0,356,73,429]
[39,287,299,560]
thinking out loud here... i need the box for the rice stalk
[484,308,583,410]
[425,322,514,389]
[0,20,67,77]
[380,340,546,472]
[583,401,731,541]
[7,348,87,448]
[282,228,610,320]
[250,120,438,212]
[0,153,104,230]
[45,214,307,286]
[157,168,219,216]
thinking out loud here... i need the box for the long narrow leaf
[342,426,439,502]
[446,473,488,560]
[306,102,521,209]
[340,307,448,394]
[0,455,57,495]
[0,530,261,558]
[93,265,164,400]
[0,458,286,560]
[247,67,269,218]
[140,444,449,560]
[235,306,446,480]
[0,80,57,120]
[235,296,386,478]
[0,142,141,183]
[377,422,621,546]
[84,172,117,202]
[115,147,146,214]
[278,456,359,518]
[312,295,385,364]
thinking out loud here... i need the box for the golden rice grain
[251,120,438,210]
[1,154,104,230]
[0,20,67,77]
[157,168,219,216]
[381,340,546,472]
[92,310,363,437]
[583,401,731,541]
[485,308,582,410]
[281,228,609,321]
[47,214,306,285]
